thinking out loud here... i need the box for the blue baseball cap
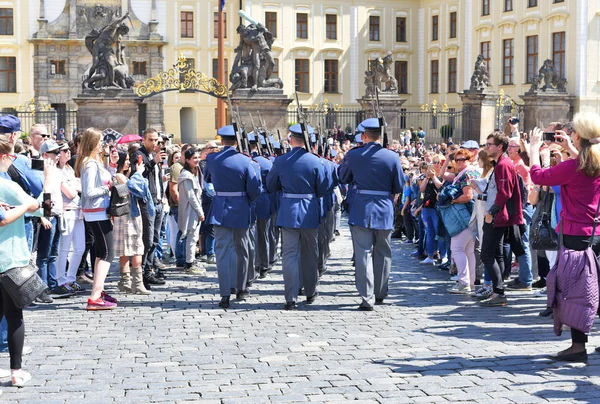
[461,140,479,150]
[217,125,236,138]
[0,115,21,133]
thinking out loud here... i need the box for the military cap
[355,133,363,143]
[288,123,314,138]
[247,131,258,144]
[360,117,387,130]
[217,125,236,138]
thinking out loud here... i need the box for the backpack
[108,183,130,217]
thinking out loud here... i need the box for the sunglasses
[455,158,468,162]
[39,134,50,138]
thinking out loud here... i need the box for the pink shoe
[87,297,117,311]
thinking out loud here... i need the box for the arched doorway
[180,107,196,144]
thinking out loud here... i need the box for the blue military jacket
[266,147,328,229]
[339,142,403,230]
[251,152,274,220]
[205,146,261,228]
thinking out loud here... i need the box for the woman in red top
[530,112,600,363]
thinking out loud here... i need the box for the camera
[31,158,44,171]
[508,117,520,125]
[476,194,488,201]
[543,132,557,142]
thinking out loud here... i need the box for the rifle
[276,129,284,154]
[236,105,250,154]
[294,92,312,152]
[257,111,275,157]
[374,88,389,148]
[225,92,245,153]
[248,112,262,154]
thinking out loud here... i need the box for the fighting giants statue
[364,52,398,97]
[470,54,491,90]
[527,59,567,94]
[82,12,134,90]
[230,10,283,91]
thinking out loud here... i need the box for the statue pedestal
[230,89,292,136]
[74,90,143,135]
[357,94,406,142]
[520,91,574,130]
[459,89,498,144]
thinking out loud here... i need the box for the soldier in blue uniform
[339,118,403,311]
[205,125,261,308]
[248,132,274,279]
[266,124,328,310]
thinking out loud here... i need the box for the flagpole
[217,2,226,129]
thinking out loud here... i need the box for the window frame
[325,14,337,40]
[448,58,457,93]
[504,0,513,12]
[0,56,16,93]
[0,8,13,36]
[396,17,407,43]
[502,38,514,85]
[528,0,538,7]
[296,13,308,39]
[213,12,227,39]
[552,31,566,79]
[324,59,339,93]
[449,12,457,39]
[395,60,408,94]
[271,58,279,79]
[212,58,229,86]
[50,60,66,76]
[430,60,439,94]
[432,15,439,41]
[180,11,194,38]
[265,12,277,37]
[295,59,310,93]
[482,0,490,16]
[526,35,538,83]
[369,16,380,42]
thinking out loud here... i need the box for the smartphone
[543,132,557,142]
[31,158,44,171]
[161,147,167,154]
[137,155,142,165]
[43,193,52,217]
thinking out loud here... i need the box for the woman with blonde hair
[75,128,118,310]
[529,111,600,363]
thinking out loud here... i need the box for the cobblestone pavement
[2,219,600,403]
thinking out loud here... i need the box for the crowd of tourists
[1,111,600,392]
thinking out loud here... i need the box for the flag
[219,0,225,11]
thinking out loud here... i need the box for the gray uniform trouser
[268,212,279,264]
[350,225,392,308]
[281,227,319,303]
[334,201,341,233]
[214,226,250,297]
[256,218,270,271]
[247,224,256,283]
[317,217,328,271]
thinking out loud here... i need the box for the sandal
[11,369,31,387]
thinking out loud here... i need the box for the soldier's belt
[356,190,391,196]
[215,192,246,197]
[282,193,315,199]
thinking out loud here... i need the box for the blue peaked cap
[217,125,236,138]
[356,123,364,134]
[360,117,386,130]
[247,131,257,143]
[355,133,362,143]
[289,123,314,138]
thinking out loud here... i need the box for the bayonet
[294,92,312,152]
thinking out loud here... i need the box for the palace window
[0,57,16,93]
[481,41,491,76]
[265,12,277,37]
[296,13,308,39]
[526,35,538,83]
[50,60,66,76]
[482,0,490,16]
[449,12,457,39]
[396,17,406,43]
[324,60,338,93]
[212,58,229,86]
[503,38,514,84]
[271,58,279,79]
[181,11,194,38]
[213,12,227,38]
[448,58,457,93]
[369,16,380,41]
[505,0,513,11]
[395,61,408,94]
[0,9,13,35]
[132,61,147,76]
[432,15,438,41]
[326,14,337,40]
[553,32,566,79]
[431,60,439,93]
[295,59,309,92]
[528,0,538,7]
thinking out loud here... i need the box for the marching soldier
[205,125,261,309]
[339,118,403,311]
[266,124,328,310]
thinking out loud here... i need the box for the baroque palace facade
[0,0,598,140]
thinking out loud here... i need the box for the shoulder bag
[0,264,47,309]
[531,189,559,251]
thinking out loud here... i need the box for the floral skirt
[113,214,144,258]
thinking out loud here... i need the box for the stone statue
[364,52,398,96]
[230,11,283,91]
[528,59,567,93]
[469,54,490,90]
[82,12,134,90]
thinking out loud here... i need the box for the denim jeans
[155,211,168,261]
[417,215,426,256]
[517,204,534,285]
[421,207,439,256]
[169,207,186,266]
[205,235,215,256]
[24,217,34,253]
[0,318,7,352]
[36,216,60,289]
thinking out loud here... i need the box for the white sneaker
[448,283,472,294]
[534,287,547,297]
[450,275,459,281]
[0,368,10,379]
[11,369,31,387]
[440,258,448,265]
[419,257,435,265]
